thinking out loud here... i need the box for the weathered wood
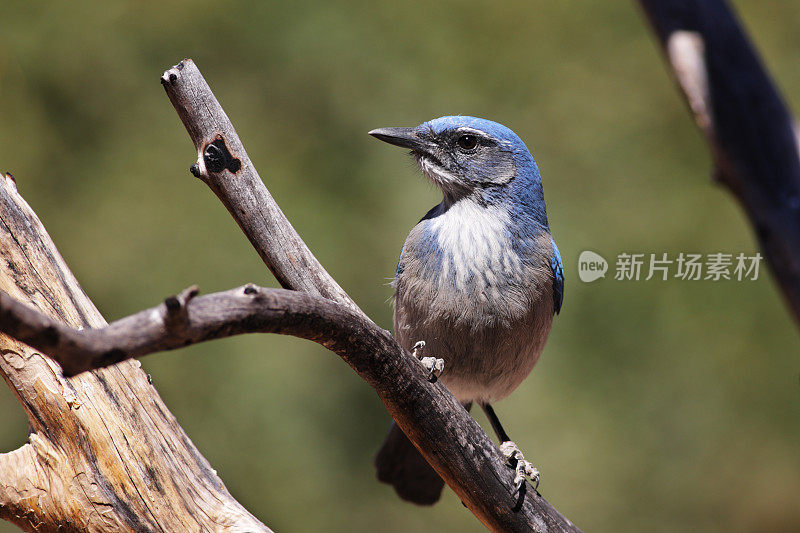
[637,0,800,325]
[0,174,271,532]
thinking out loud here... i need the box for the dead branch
[0,285,360,378]
[160,60,362,317]
[0,278,580,531]
[159,59,581,531]
[0,59,583,531]
[0,173,270,532]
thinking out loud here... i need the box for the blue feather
[551,239,564,314]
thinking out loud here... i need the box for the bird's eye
[457,134,478,152]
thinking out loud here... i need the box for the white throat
[425,200,520,290]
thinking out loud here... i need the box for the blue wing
[551,239,564,315]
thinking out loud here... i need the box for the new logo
[578,251,608,282]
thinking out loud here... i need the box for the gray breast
[393,203,555,403]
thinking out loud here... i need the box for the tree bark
[0,174,270,532]
[0,60,583,532]
[637,0,800,325]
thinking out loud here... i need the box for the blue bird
[369,116,564,505]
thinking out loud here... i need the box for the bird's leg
[411,341,444,381]
[481,403,540,492]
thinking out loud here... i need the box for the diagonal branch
[637,0,800,326]
[155,58,581,532]
[160,59,363,317]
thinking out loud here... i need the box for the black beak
[368,127,434,152]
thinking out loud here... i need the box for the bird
[368,115,564,505]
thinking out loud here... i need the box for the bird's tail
[374,421,445,505]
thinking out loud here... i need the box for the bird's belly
[394,274,553,404]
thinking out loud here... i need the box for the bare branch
[0,56,585,531]
[637,0,800,325]
[160,59,363,317]
[0,281,580,531]
[0,285,354,377]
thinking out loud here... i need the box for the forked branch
[0,59,581,532]
[0,279,580,531]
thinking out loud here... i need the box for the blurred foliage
[1,1,800,531]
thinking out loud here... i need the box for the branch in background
[637,0,800,325]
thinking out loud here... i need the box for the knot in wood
[203,138,241,174]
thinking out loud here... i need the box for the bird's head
[369,116,542,209]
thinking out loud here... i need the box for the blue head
[369,116,549,228]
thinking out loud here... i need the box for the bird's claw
[411,341,444,381]
[514,459,539,492]
[420,356,445,380]
[500,441,540,492]
[411,340,426,358]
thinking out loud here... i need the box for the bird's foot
[411,340,426,358]
[499,441,540,492]
[420,357,445,381]
[411,341,444,381]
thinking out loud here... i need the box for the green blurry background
[1,1,799,531]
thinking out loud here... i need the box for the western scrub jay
[369,116,563,505]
